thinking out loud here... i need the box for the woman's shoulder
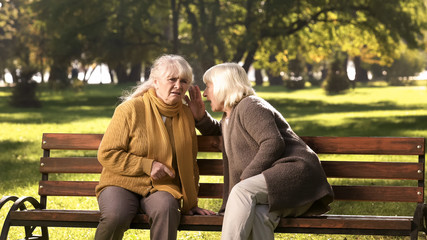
[115,96,145,113]
[237,95,274,113]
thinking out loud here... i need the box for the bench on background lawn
[1,133,426,239]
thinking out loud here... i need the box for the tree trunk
[267,71,283,86]
[115,63,129,83]
[353,56,369,83]
[48,61,69,88]
[129,63,142,82]
[171,0,179,53]
[255,69,263,86]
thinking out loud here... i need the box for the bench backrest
[39,133,425,209]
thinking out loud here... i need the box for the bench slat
[40,158,224,176]
[333,186,423,202]
[40,157,102,173]
[277,215,412,230]
[42,134,223,152]
[42,133,103,150]
[301,136,425,155]
[38,181,423,202]
[38,181,223,198]
[9,210,412,231]
[322,161,424,180]
[40,157,423,181]
[42,134,425,155]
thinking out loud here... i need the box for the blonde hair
[203,63,255,110]
[121,54,193,101]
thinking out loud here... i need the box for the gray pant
[95,186,181,240]
[221,174,312,240]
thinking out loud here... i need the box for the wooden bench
[1,133,426,239]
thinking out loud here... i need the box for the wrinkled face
[203,82,224,112]
[154,70,190,105]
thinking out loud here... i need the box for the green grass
[1,82,427,239]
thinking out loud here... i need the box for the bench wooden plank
[40,157,423,180]
[38,181,224,198]
[38,180,423,202]
[277,215,412,230]
[332,186,423,202]
[42,134,224,152]
[42,134,425,155]
[39,158,224,175]
[40,157,102,173]
[9,210,412,231]
[301,136,425,155]
[322,161,424,180]
[42,133,103,150]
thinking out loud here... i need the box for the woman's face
[154,70,189,105]
[203,82,224,112]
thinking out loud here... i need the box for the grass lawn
[1,82,427,239]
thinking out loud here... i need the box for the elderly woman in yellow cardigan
[95,54,215,240]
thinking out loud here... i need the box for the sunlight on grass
[1,83,426,239]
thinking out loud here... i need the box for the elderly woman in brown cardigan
[95,54,215,240]
[186,63,334,240]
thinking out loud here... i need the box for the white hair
[121,54,193,101]
[203,63,255,109]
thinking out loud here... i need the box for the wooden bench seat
[1,133,426,239]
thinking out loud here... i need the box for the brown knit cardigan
[196,96,334,214]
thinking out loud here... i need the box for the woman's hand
[185,85,206,122]
[151,161,175,180]
[185,206,217,216]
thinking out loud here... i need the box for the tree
[32,0,172,85]
[323,51,350,94]
[385,49,426,85]
[178,0,426,84]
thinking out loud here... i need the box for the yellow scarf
[143,88,198,212]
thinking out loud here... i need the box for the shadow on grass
[0,96,120,124]
[267,98,423,119]
[0,140,40,193]
[291,114,427,137]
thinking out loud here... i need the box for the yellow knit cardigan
[95,96,199,211]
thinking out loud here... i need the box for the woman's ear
[152,79,158,89]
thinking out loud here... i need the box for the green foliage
[386,49,426,86]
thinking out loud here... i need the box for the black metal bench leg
[0,196,19,240]
[411,203,426,240]
[1,196,47,240]
[22,225,49,240]
[0,217,12,240]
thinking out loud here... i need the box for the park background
[2,0,427,239]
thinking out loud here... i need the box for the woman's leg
[95,186,140,240]
[251,204,281,240]
[221,174,278,240]
[140,191,181,240]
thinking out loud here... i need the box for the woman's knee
[97,186,139,230]
[144,192,180,219]
[100,210,134,228]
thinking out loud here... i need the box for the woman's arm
[238,99,286,180]
[186,86,222,135]
[98,103,154,177]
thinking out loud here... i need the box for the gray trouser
[95,186,180,240]
[221,174,312,240]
